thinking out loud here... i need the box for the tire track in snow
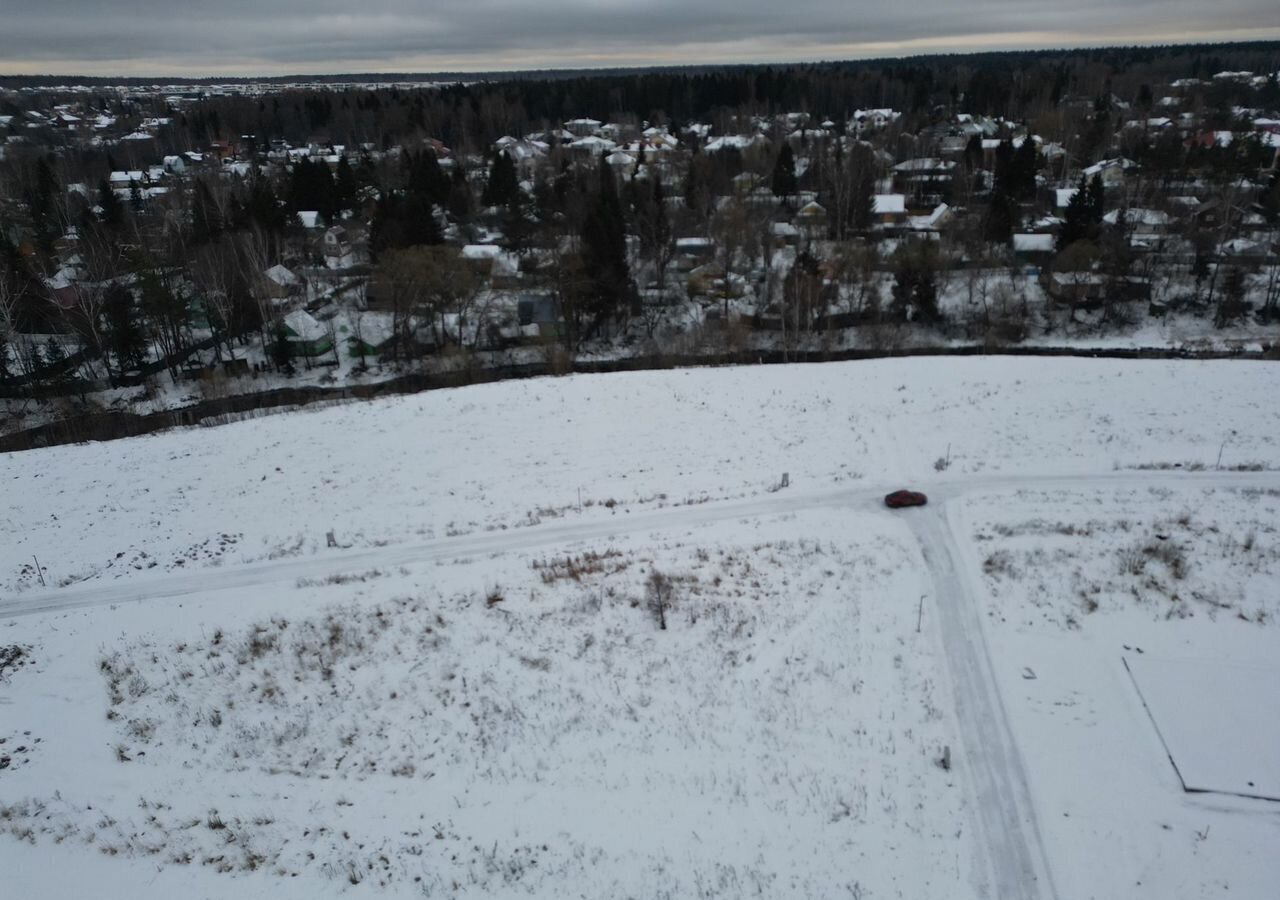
[908,504,1059,900]
[3,469,1279,898]
[5,470,1278,622]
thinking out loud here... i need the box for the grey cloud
[1,0,1277,74]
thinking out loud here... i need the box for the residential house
[262,264,304,305]
[1082,158,1138,188]
[872,194,909,230]
[908,203,952,234]
[461,244,520,286]
[280,309,332,358]
[565,118,603,137]
[674,237,715,271]
[795,200,828,241]
[1012,233,1055,265]
[323,225,356,270]
[771,221,800,248]
[892,158,956,205]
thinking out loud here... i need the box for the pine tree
[984,190,1016,244]
[271,321,295,374]
[41,335,67,385]
[482,151,520,208]
[407,150,451,208]
[241,178,288,237]
[448,166,473,220]
[684,152,711,223]
[1011,139,1038,201]
[334,156,359,214]
[29,155,60,250]
[963,134,983,172]
[98,179,124,229]
[992,139,1015,196]
[403,193,443,248]
[103,285,147,373]
[369,193,403,260]
[1087,173,1105,221]
[1057,176,1094,252]
[771,144,798,198]
[580,162,633,332]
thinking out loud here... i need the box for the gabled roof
[265,264,300,287]
[283,309,326,342]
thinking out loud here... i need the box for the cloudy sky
[2,1,1277,77]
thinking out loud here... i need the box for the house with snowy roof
[280,309,332,358]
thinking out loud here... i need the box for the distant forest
[4,42,1280,153]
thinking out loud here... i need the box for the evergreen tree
[408,150,451,208]
[369,192,403,260]
[1087,173,1105,221]
[771,144,798,198]
[43,335,66,366]
[271,321,295,374]
[129,180,145,214]
[448,166,474,220]
[403,193,443,248]
[1011,138,1038,201]
[984,190,1016,244]
[334,156,359,214]
[103,285,147,373]
[369,191,441,259]
[28,155,60,250]
[98,179,124,229]
[287,157,336,220]
[963,134,983,172]
[580,162,633,332]
[683,152,712,223]
[992,139,1015,196]
[1057,176,1097,252]
[241,178,288,237]
[482,151,520,208]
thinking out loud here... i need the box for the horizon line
[3,36,1279,84]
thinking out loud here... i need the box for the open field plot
[957,485,1280,900]
[5,358,1280,597]
[1126,655,1280,801]
[1,509,981,899]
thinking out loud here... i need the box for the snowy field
[959,485,1280,900]
[3,357,1279,597]
[3,357,1280,899]
[1,511,975,899]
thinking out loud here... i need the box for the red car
[884,490,928,509]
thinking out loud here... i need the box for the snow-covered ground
[2,357,1279,899]
[2,510,976,899]
[957,485,1280,900]
[4,357,1279,596]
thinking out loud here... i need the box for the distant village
[1,55,1279,427]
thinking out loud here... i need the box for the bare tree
[711,196,753,320]
[645,569,674,631]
